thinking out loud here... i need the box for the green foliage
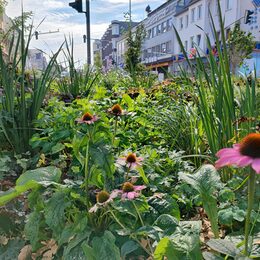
[124,24,146,77]
[179,165,221,238]
[0,14,61,154]
[0,166,61,206]
[228,24,255,73]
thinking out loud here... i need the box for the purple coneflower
[117,153,143,169]
[76,112,98,125]
[215,133,260,174]
[117,182,146,200]
[108,104,126,116]
[89,190,115,213]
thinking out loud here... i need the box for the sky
[6,0,164,66]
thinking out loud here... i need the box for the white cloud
[5,0,163,65]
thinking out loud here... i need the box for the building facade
[98,0,260,76]
[141,0,178,74]
[99,20,138,71]
[26,49,47,71]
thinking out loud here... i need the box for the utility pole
[86,0,91,65]
[69,0,91,65]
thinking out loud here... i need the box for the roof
[174,0,201,16]
[148,0,176,17]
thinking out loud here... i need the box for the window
[35,53,42,60]
[152,27,157,37]
[185,15,189,27]
[167,18,173,31]
[180,17,183,29]
[226,0,232,10]
[161,43,166,53]
[157,24,162,34]
[197,34,201,46]
[184,40,188,51]
[197,5,202,20]
[191,8,195,22]
[190,36,194,48]
[162,21,167,33]
[147,29,151,39]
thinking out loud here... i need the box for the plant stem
[109,209,152,256]
[112,118,118,145]
[125,165,131,181]
[132,201,153,254]
[85,136,90,208]
[244,170,256,256]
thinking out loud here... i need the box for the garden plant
[0,2,260,260]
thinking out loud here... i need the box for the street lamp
[69,0,91,65]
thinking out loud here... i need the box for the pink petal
[110,190,120,199]
[127,192,138,200]
[233,144,241,150]
[215,155,244,169]
[134,185,146,191]
[89,204,98,213]
[251,159,260,174]
[216,148,240,158]
[236,156,253,167]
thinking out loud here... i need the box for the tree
[227,23,255,74]
[124,23,146,77]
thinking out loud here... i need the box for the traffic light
[245,10,254,24]
[35,31,39,40]
[69,0,83,13]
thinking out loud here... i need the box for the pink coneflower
[108,104,126,116]
[76,112,98,125]
[89,190,115,213]
[215,133,260,174]
[115,182,146,200]
[117,153,143,169]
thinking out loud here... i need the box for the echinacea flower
[215,133,260,174]
[113,182,146,200]
[117,153,143,169]
[76,112,98,125]
[108,104,126,116]
[89,190,116,213]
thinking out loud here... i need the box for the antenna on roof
[145,5,151,14]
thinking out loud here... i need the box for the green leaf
[0,166,61,206]
[24,210,44,250]
[51,143,65,154]
[136,166,149,184]
[17,166,62,185]
[0,239,25,260]
[154,237,176,260]
[207,239,241,257]
[45,191,71,237]
[203,251,225,260]
[154,214,178,236]
[179,165,220,237]
[92,231,120,260]
[82,242,96,260]
[121,240,139,258]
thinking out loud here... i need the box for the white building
[110,0,260,75]
[172,0,260,75]
[26,49,47,71]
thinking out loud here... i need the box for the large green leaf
[0,166,61,206]
[206,239,241,257]
[45,191,71,237]
[153,214,178,236]
[154,237,177,260]
[17,166,61,185]
[0,239,25,260]
[120,240,139,258]
[179,165,220,238]
[24,210,44,250]
[92,231,120,260]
